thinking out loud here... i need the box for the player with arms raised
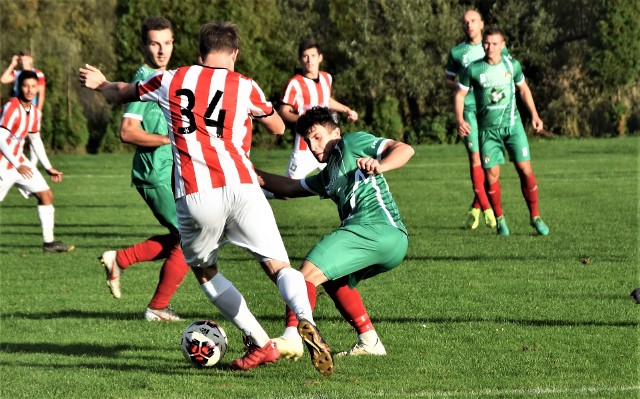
[80,21,333,375]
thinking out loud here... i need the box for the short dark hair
[17,70,38,87]
[296,106,340,136]
[141,16,173,45]
[18,49,31,57]
[298,38,321,58]
[483,26,506,41]
[199,21,240,59]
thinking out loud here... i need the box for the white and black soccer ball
[180,320,228,367]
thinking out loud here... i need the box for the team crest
[490,88,505,104]
[484,155,491,165]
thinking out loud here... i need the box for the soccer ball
[180,320,228,367]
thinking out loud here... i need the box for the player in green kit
[455,26,549,237]
[256,106,414,359]
[445,9,508,230]
[99,17,190,320]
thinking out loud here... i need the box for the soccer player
[455,26,549,236]
[278,39,358,179]
[0,70,74,253]
[256,106,414,359]
[445,9,503,230]
[79,21,333,375]
[98,17,190,322]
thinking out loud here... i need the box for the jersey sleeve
[301,172,328,198]
[345,132,389,160]
[248,80,274,118]
[280,77,299,107]
[445,49,458,77]
[512,59,525,85]
[138,72,165,103]
[457,65,472,90]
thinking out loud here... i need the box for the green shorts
[306,224,408,288]
[462,108,480,153]
[136,184,179,233]
[480,123,530,168]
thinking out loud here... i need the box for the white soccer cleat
[144,306,182,321]
[271,335,304,361]
[336,338,387,357]
[99,250,122,299]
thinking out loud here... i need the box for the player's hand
[11,55,19,65]
[357,157,383,175]
[345,109,358,122]
[46,168,64,183]
[78,64,106,90]
[16,164,33,179]
[457,120,471,137]
[531,117,544,133]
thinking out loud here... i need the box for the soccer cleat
[144,306,182,321]
[99,250,122,299]
[229,338,280,371]
[298,319,334,376]
[484,209,497,228]
[531,216,550,236]
[466,207,481,230]
[496,216,510,237]
[42,240,75,253]
[272,336,304,361]
[336,338,387,357]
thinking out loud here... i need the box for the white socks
[359,330,379,346]
[276,267,315,325]
[37,205,55,243]
[201,273,270,347]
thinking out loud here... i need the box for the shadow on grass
[1,310,636,328]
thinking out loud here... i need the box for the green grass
[0,137,638,399]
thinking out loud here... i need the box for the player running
[79,21,332,375]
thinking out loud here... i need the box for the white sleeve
[27,132,53,170]
[0,127,22,168]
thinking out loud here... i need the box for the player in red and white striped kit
[0,70,73,253]
[80,21,333,375]
[278,39,358,179]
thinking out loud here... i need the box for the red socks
[521,173,539,218]
[148,245,190,309]
[324,278,375,334]
[115,234,179,269]
[487,181,503,217]
[471,165,491,211]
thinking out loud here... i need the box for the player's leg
[179,187,279,371]
[463,109,493,229]
[506,125,549,236]
[481,129,509,236]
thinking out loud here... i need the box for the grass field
[0,137,638,399]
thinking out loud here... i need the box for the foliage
[1,0,639,154]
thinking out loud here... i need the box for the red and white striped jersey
[280,72,332,151]
[0,97,41,170]
[137,65,275,199]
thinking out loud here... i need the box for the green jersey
[302,132,407,235]
[124,64,172,188]
[458,55,524,130]
[445,41,509,109]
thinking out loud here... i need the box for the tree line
[1,0,638,154]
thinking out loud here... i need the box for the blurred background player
[445,9,502,230]
[80,21,333,375]
[455,27,549,236]
[0,70,73,253]
[99,16,190,322]
[257,106,414,358]
[1,49,47,166]
[278,39,358,179]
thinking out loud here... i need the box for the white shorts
[0,160,49,201]
[286,149,325,179]
[176,184,290,268]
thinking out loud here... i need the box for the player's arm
[357,140,414,175]
[277,102,299,124]
[36,82,45,112]
[0,56,18,85]
[444,70,459,90]
[454,86,471,136]
[256,111,286,136]
[0,127,26,176]
[255,168,313,198]
[329,98,358,121]
[78,64,138,104]
[516,80,543,133]
[27,131,63,182]
[120,117,171,147]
